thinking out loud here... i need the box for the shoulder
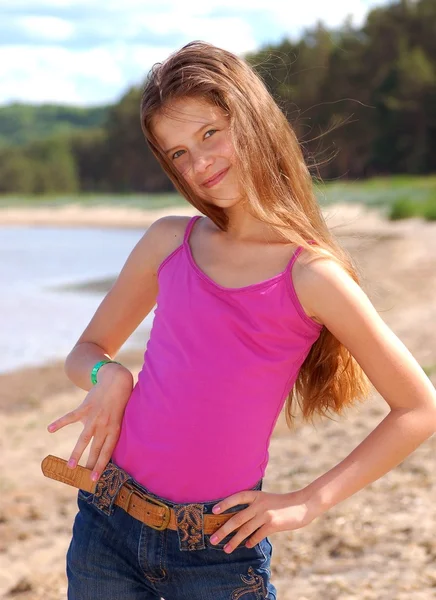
[146,215,193,246]
[137,215,193,272]
[293,246,347,286]
[292,247,361,327]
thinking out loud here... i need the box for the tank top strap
[183,215,202,244]
[285,239,317,273]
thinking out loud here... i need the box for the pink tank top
[112,216,322,503]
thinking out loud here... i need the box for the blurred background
[1,0,435,373]
[1,1,435,599]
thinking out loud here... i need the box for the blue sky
[0,0,391,107]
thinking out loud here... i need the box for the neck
[222,204,278,243]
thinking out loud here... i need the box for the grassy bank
[1,175,435,220]
[0,192,186,210]
[315,175,436,220]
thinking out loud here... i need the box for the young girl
[46,41,436,600]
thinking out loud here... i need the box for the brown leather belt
[41,455,235,534]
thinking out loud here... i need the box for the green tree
[1,0,436,194]
[70,128,109,191]
[0,148,36,193]
[104,87,173,192]
[26,136,79,193]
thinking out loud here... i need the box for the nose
[191,149,214,176]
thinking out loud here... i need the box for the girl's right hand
[47,363,134,482]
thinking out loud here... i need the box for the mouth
[202,167,230,188]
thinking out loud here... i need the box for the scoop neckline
[183,217,296,293]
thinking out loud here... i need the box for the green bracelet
[91,359,122,385]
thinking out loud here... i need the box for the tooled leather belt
[41,455,234,533]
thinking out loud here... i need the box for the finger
[67,427,94,469]
[212,490,257,515]
[89,434,118,482]
[220,518,264,554]
[210,507,254,545]
[244,525,270,549]
[47,408,83,433]
[85,433,107,471]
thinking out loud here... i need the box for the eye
[204,129,217,139]
[172,149,185,160]
[171,129,217,160]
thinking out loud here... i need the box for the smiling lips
[202,167,230,188]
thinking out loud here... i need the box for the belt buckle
[143,494,171,530]
[123,483,171,531]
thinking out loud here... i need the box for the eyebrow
[164,122,214,155]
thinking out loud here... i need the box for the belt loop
[125,487,135,513]
[92,460,132,516]
[174,504,206,551]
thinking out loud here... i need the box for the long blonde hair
[140,40,371,427]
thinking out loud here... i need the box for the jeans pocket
[77,489,94,504]
[205,532,236,551]
[205,533,269,562]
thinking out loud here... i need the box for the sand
[0,204,197,229]
[1,203,435,599]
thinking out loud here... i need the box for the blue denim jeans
[66,461,276,599]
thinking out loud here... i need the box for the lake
[0,226,154,374]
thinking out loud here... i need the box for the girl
[46,41,436,599]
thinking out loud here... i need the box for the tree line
[0,0,434,195]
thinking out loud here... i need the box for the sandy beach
[1,202,435,599]
[0,204,198,230]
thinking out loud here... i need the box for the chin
[203,193,243,208]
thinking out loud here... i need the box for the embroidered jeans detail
[69,476,278,599]
[231,566,267,599]
[174,503,205,551]
[92,461,131,516]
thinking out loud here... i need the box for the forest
[0,0,434,195]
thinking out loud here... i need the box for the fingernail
[224,544,231,553]
[91,471,99,481]
[47,424,55,432]
[213,505,221,514]
[210,535,218,544]
[67,459,76,469]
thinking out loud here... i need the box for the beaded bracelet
[90,359,122,385]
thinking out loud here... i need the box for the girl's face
[152,96,243,208]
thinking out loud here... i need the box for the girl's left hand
[210,489,317,553]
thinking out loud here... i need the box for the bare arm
[64,215,189,390]
[295,256,436,515]
[206,255,436,553]
[48,215,190,478]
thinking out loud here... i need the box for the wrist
[303,480,334,521]
[96,361,133,387]
[292,484,328,522]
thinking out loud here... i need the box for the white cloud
[0,0,390,105]
[276,0,380,30]
[0,45,124,83]
[105,0,383,26]
[0,45,125,105]
[0,0,87,7]
[129,14,257,53]
[0,18,257,105]
[19,16,75,42]
[0,50,83,104]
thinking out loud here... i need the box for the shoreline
[1,200,435,383]
[0,201,433,239]
[0,204,199,229]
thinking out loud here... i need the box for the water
[0,226,155,374]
